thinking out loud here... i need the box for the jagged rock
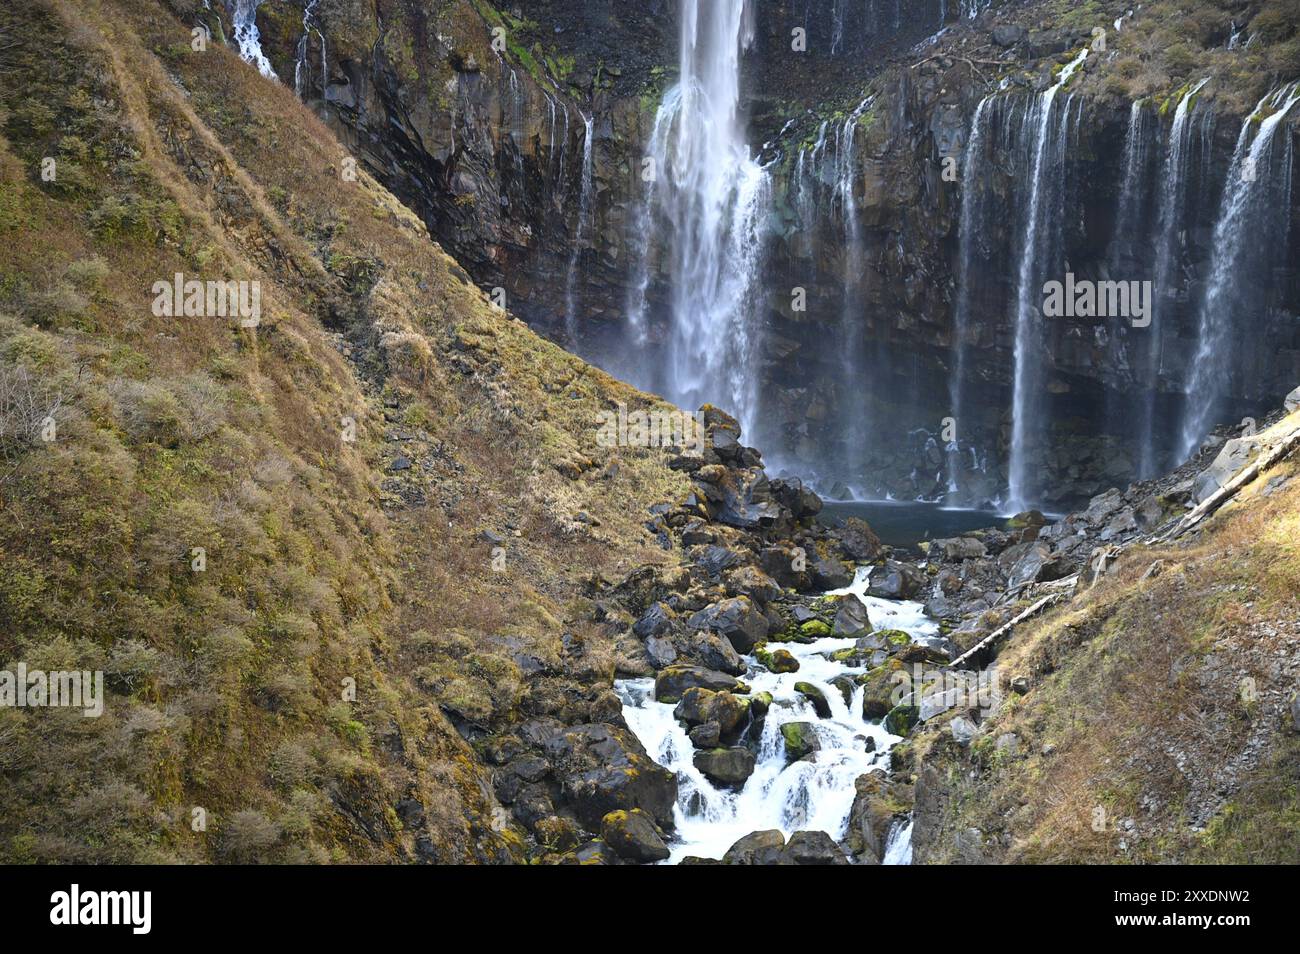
[992,24,1027,47]
[693,632,745,675]
[1286,386,1300,413]
[1006,542,1071,589]
[633,602,675,639]
[795,682,833,718]
[693,747,756,788]
[644,635,678,670]
[867,560,926,599]
[771,477,823,519]
[573,839,617,865]
[695,544,747,578]
[548,724,677,833]
[933,536,987,561]
[687,721,721,748]
[722,829,787,865]
[673,688,748,736]
[723,565,782,605]
[780,721,821,761]
[1193,437,1262,503]
[784,830,850,865]
[835,517,883,561]
[760,545,812,590]
[812,557,853,590]
[653,666,739,703]
[600,809,670,863]
[689,596,769,653]
[832,595,873,638]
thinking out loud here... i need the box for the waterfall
[837,98,873,489]
[294,0,322,99]
[231,0,277,79]
[635,0,771,429]
[564,114,595,341]
[1006,49,1088,514]
[1108,99,1159,476]
[618,575,936,863]
[1133,81,1208,476]
[948,95,993,498]
[1180,83,1300,458]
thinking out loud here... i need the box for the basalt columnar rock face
[243,0,1300,509]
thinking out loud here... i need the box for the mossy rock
[780,721,821,761]
[794,681,832,718]
[800,619,832,639]
[884,703,920,737]
[755,646,800,674]
[878,629,913,648]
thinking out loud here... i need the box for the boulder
[632,602,675,640]
[867,560,926,600]
[1193,437,1262,503]
[644,635,678,670]
[1286,385,1300,413]
[884,703,920,737]
[694,632,745,676]
[755,646,800,674]
[932,536,987,562]
[832,595,873,638]
[689,596,769,653]
[784,830,850,865]
[687,721,721,748]
[653,666,739,703]
[693,747,757,788]
[722,829,787,865]
[949,716,978,746]
[760,545,812,590]
[836,517,883,561]
[780,721,821,761]
[812,557,853,590]
[600,809,670,863]
[548,724,677,832]
[992,23,1027,47]
[860,659,905,719]
[723,565,782,605]
[673,688,748,736]
[795,682,833,718]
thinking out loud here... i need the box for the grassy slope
[913,416,1300,863]
[0,0,687,863]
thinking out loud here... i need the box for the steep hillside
[0,0,695,863]
[908,409,1300,863]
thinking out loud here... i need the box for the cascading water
[1180,83,1300,458]
[948,95,993,500]
[231,0,277,79]
[294,0,323,99]
[564,114,595,341]
[1006,48,1088,514]
[618,573,934,863]
[633,0,771,432]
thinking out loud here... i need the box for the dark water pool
[817,500,1006,550]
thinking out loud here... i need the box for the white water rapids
[617,570,934,863]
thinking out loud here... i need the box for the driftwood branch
[1153,426,1300,544]
[951,592,1067,670]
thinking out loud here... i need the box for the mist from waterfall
[630,0,771,433]
[1181,83,1300,458]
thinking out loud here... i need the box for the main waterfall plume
[629,0,771,433]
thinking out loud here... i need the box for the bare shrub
[0,364,60,475]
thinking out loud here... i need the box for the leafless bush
[0,364,61,470]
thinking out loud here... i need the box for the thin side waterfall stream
[617,569,932,863]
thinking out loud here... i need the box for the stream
[616,569,932,864]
